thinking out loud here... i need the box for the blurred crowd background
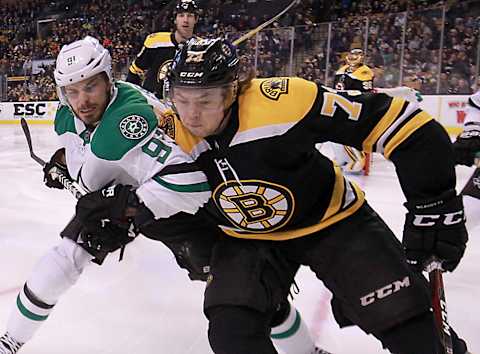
[1,0,479,101]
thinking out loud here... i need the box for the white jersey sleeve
[465,91,480,130]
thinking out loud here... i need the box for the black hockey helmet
[175,0,199,15]
[168,37,239,88]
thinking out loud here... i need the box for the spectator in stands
[126,0,199,98]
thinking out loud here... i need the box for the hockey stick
[232,0,300,46]
[425,258,454,354]
[20,118,87,199]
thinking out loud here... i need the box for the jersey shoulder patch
[54,105,76,136]
[238,77,318,132]
[144,32,174,48]
[91,86,157,161]
[158,110,204,155]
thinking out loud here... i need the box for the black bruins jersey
[127,32,179,98]
[159,77,455,241]
[334,64,374,92]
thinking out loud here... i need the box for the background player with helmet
[126,0,199,98]
[0,36,212,354]
[329,48,373,174]
[143,37,469,354]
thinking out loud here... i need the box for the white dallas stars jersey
[54,81,210,218]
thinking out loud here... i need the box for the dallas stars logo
[119,115,149,139]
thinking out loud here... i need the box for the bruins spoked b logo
[213,180,294,233]
[260,78,289,101]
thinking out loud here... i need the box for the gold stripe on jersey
[231,78,318,146]
[172,115,209,157]
[351,65,374,81]
[384,111,433,159]
[362,97,404,152]
[129,62,144,75]
[239,78,317,129]
[219,171,365,241]
[144,32,174,48]
[335,65,374,81]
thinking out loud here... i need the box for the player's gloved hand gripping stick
[21,118,88,198]
[20,118,137,260]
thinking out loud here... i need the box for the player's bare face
[63,73,110,126]
[175,12,197,41]
[172,87,228,138]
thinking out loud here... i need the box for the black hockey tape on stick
[233,0,300,46]
[425,258,454,354]
[20,118,87,199]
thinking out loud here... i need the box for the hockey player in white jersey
[0,36,329,354]
[0,36,212,354]
[453,90,480,230]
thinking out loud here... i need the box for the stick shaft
[233,0,299,46]
[428,266,454,354]
[20,118,87,199]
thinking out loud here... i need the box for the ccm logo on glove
[412,211,464,227]
[102,186,116,198]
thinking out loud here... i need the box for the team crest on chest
[213,180,295,233]
[119,115,149,139]
[157,59,173,82]
[260,78,289,101]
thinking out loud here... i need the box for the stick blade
[20,117,46,166]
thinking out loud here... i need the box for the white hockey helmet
[54,36,112,93]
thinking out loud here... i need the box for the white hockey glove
[374,86,423,103]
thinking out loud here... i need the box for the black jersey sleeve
[389,120,456,200]
[300,85,455,200]
[126,45,154,85]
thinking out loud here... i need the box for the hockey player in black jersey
[161,37,470,354]
[126,0,199,98]
[334,48,374,92]
[329,48,373,174]
[76,36,471,353]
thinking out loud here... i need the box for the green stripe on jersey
[16,295,49,322]
[270,310,301,339]
[153,175,210,193]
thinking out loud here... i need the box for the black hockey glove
[79,223,134,254]
[43,148,71,189]
[453,128,480,166]
[403,190,468,272]
[76,185,152,253]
